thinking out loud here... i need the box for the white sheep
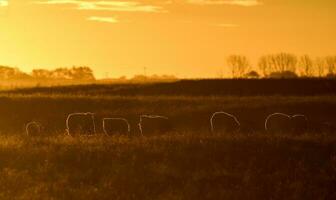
[210,111,240,133]
[265,113,291,133]
[66,112,96,136]
[103,118,130,136]
[25,121,42,137]
[138,115,172,136]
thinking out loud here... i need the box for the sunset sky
[0,0,335,78]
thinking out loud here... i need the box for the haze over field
[0,0,335,78]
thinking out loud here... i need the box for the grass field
[0,94,335,135]
[0,134,336,200]
[0,79,336,199]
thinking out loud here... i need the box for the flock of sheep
[24,111,324,137]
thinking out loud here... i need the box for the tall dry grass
[0,133,335,200]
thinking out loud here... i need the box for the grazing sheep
[265,113,292,133]
[66,112,96,136]
[25,121,42,137]
[291,114,308,133]
[210,112,240,133]
[103,118,130,136]
[138,115,172,136]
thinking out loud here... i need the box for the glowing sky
[0,0,335,78]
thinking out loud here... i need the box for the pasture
[0,134,336,200]
[0,94,335,135]
[0,79,336,199]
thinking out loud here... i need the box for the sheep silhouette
[66,112,96,136]
[25,121,42,137]
[138,115,172,136]
[103,118,130,136]
[265,113,292,133]
[210,112,240,133]
[265,113,309,134]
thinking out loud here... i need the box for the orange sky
[0,0,335,78]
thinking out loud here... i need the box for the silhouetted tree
[258,55,273,77]
[52,68,71,79]
[31,69,53,79]
[69,66,95,80]
[46,66,95,80]
[315,57,326,77]
[271,53,297,73]
[298,55,314,77]
[0,65,31,79]
[227,55,250,78]
[132,75,148,82]
[258,53,297,77]
[325,56,336,75]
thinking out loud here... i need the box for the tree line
[0,65,178,83]
[227,53,336,78]
[1,54,336,81]
[0,66,95,80]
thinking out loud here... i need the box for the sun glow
[0,0,8,7]
[0,0,335,78]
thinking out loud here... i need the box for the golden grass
[0,133,335,200]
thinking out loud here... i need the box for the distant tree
[258,53,297,77]
[31,69,53,79]
[132,75,148,82]
[244,70,260,79]
[0,65,31,79]
[298,55,314,77]
[69,66,95,80]
[52,68,71,79]
[325,56,336,75]
[315,57,326,77]
[271,53,297,73]
[227,55,250,78]
[48,66,95,80]
[258,55,272,77]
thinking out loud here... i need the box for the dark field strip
[3,79,336,96]
[0,95,335,134]
[0,134,335,200]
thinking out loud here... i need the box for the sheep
[138,115,172,136]
[66,112,96,136]
[291,114,308,133]
[25,121,42,137]
[210,112,240,133]
[265,113,292,133]
[103,118,130,136]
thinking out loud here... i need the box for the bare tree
[325,56,336,75]
[272,53,297,73]
[315,57,326,77]
[298,55,314,77]
[258,55,271,77]
[227,55,250,78]
[258,53,297,77]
